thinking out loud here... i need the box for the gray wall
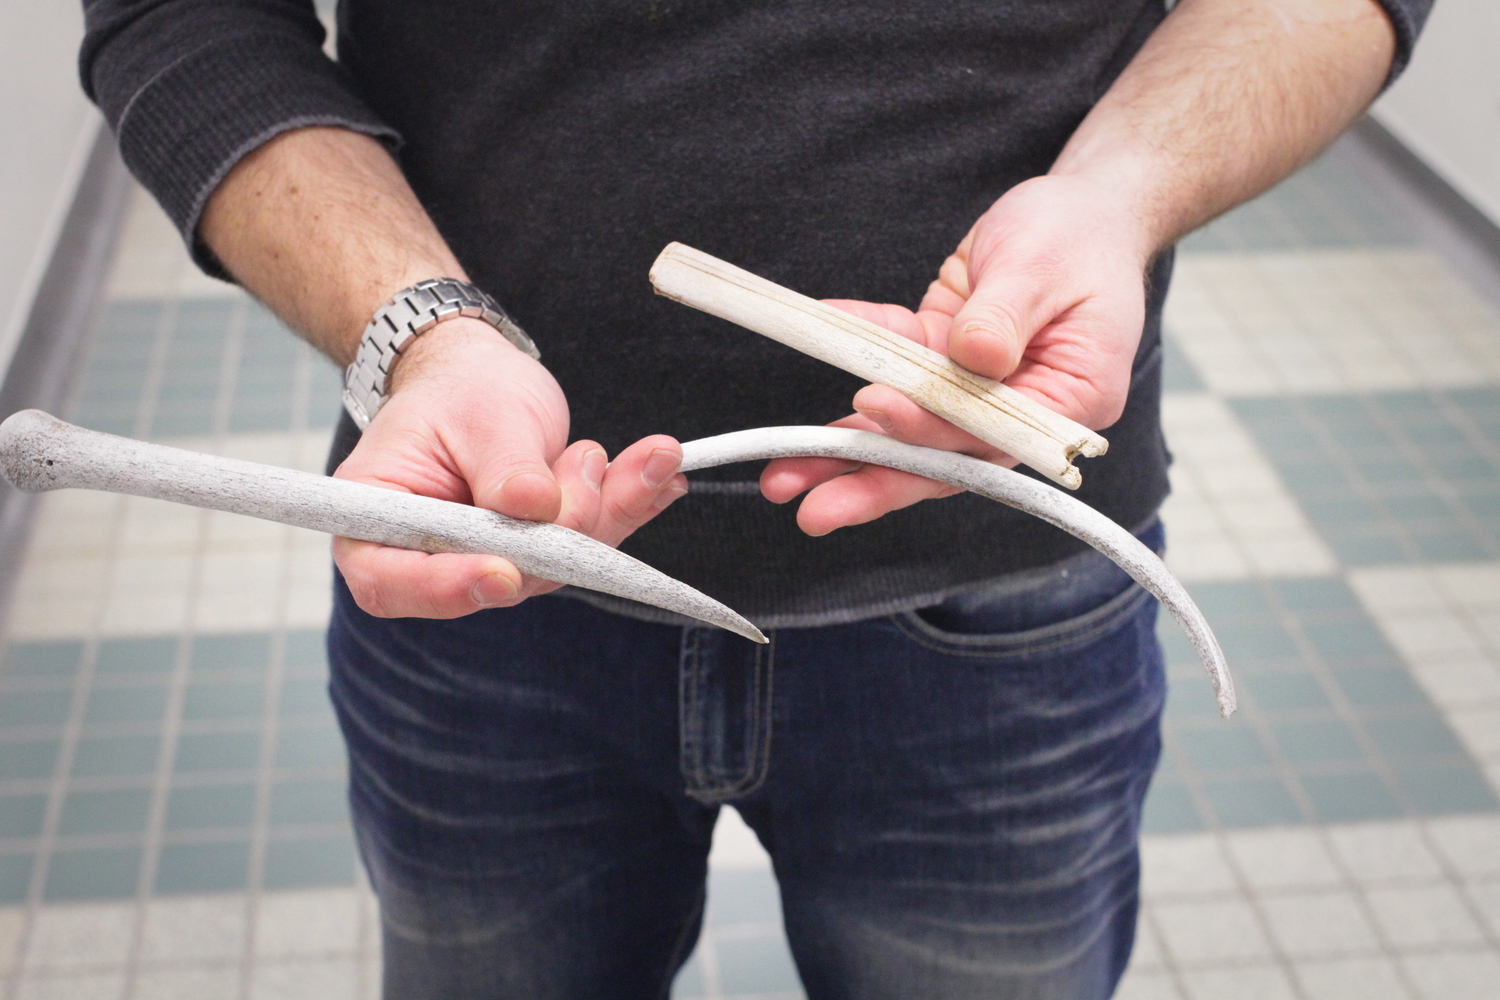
[0,4,98,379]
[1373,0,1500,227]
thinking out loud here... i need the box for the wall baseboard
[1344,116,1500,310]
[0,123,132,629]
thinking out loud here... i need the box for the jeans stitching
[891,584,1154,659]
[679,632,777,803]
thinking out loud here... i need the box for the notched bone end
[1073,433,1108,459]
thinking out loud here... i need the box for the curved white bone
[0,410,1232,716]
[680,427,1235,718]
[0,409,766,644]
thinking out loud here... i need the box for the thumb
[946,260,1049,381]
[461,408,564,523]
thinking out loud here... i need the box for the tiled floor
[3,129,1500,998]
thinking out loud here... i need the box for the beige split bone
[0,410,1234,717]
[650,242,1109,489]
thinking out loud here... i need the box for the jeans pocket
[893,582,1155,660]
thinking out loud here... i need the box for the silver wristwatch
[341,278,540,430]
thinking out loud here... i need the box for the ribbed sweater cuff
[113,32,400,278]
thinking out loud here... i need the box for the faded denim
[327,523,1166,1000]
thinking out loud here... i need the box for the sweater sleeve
[79,0,401,277]
[1374,0,1435,84]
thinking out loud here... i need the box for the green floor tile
[715,935,802,995]
[1413,530,1492,562]
[1212,626,1301,668]
[155,839,251,895]
[95,637,177,674]
[1180,582,1276,623]
[283,631,328,670]
[1201,777,1304,827]
[3,641,84,677]
[1327,535,1410,566]
[1141,781,1204,835]
[0,690,73,728]
[262,834,356,889]
[72,735,161,777]
[672,954,706,999]
[45,846,140,900]
[1332,668,1429,708]
[0,794,48,839]
[1161,337,1203,392]
[279,677,333,719]
[165,783,257,831]
[192,633,272,672]
[274,726,346,770]
[0,739,60,780]
[1362,714,1467,760]
[183,680,265,721]
[1299,621,1398,663]
[174,731,262,773]
[1271,578,1362,613]
[1300,771,1403,823]
[0,851,33,903]
[82,683,169,726]
[707,867,782,927]
[269,779,349,826]
[58,787,153,836]
[1244,673,1330,712]
[1271,720,1365,764]
[1172,725,1274,771]
[1396,765,1500,815]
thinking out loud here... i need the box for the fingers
[592,435,689,547]
[795,464,962,537]
[333,536,526,619]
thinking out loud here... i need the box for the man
[81,0,1427,996]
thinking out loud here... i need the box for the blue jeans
[327,523,1166,999]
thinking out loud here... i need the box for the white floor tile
[14,970,127,1000]
[255,889,361,959]
[1114,967,1183,1000]
[1140,834,1240,899]
[1258,891,1380,958]
[1224,828,1343,892]
[139,894,247,964]
[130,963,242,1000]
[0,907,25,979]
[1400,949,1500,1000]
[1293,956,1414,1000]
[1178,963,1298,1000]
[1325,821,1445,883]
[1425,815,1500,879]
[249,956,359,1000]
[1364,885,1487,948]
[1153,899,1274,963]
[23,902,136,972]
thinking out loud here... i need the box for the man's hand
[763,0,1395,536]
[200,127,688,620]
[328,320,688,618]
[761,173,1152,536]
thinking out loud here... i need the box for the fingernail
[641,449,681,489]
[653,484,688,509]
[470,572,518,608]
[855,406,892,431]
[962,321,1002,344]
[582,449,607,492]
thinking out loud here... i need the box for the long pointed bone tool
[650,242,1108,489]
[0,410,766,644]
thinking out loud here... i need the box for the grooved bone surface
[650,242,1109,489]
[680,426,1235,717]
[0,410,766,644]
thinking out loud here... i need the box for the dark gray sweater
[80,0,1431,626]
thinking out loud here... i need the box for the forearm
[199,126,466,365]
[1052,0,1396,256]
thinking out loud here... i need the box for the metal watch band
[341,278,540,430]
